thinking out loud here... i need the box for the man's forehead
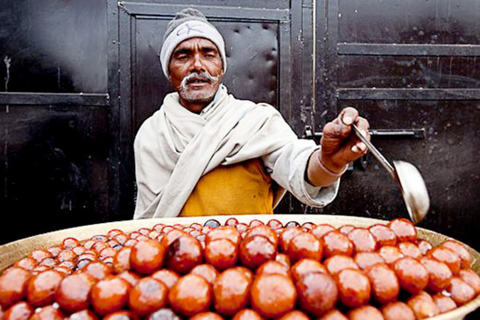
[174,37,219,51]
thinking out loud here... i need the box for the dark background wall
[0,0,479,251]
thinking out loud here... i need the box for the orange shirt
[179,158,274,217]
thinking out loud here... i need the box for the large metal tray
[1,214,479,320]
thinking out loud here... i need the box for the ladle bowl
[352,124,430,224]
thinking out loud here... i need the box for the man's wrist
[306,151,348,187]
[317,157,348,177]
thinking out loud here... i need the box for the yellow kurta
[179,158,274,217]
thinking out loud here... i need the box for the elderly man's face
[169,37,223,113]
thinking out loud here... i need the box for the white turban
[159,8,227,78]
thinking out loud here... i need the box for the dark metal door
[313,0,480,250]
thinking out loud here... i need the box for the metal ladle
[352,124,430,224]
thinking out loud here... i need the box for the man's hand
[307,107,370,187]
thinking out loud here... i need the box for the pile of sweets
[0,217,479,320]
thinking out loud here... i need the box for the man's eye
[205,52,217,58]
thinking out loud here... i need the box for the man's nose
[191,54,206,71]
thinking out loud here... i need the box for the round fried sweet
[275,253,291,269]
[290,258,326,282]
[369,224,397,246]
[407,291,439,319]
[256,261,290,277]
[235,223,249,234]
[348,305,384,320]
[335,268,371,308]
[317,309,348,320]
[128,276,167,316]
[324,255,359,276]
[279,227,304,253]
[284,221,300,228]
[62,237,81,249]
[296,271,338,317]
[168,274,212,316]
[117,271,141,287]
[393,257,428,294]
[206,227,241,246]
[47,245,62,258]
[447,276,476,306]
[113,246,131,274]
[441,240,471,269]
[338,225,355,235]
[239,235,276,270]
[432,293,457,314]
[152,269,181,290]
[381,301,415,320]
[166,235,204,274]
[55,272,96,313]
[32,265,52,274]
[204,239,237,270]
[429,246,461,275]
[191,264,219,285]
[91,275,131,315]
[2,301,34,320]
[26,270,64,307]
[347,228,377,253]
[213,267,252,315]
[321,231,353,258]
[244,225,278,248]
[82,261,112,281]
[398,242,422,259]
[278,310,309,320]
[13,258,37,271]
[189,312,224,320]
[378,245,405,266]
[266,218,284,230]
[387,219,417,242]
[29,305,64,320]
[286,232,323,263]
[365,263,399,305]
[310,224,336,241]
[420,256,452,293]
[146,308,180,320]
[231,309,263,320]
[458,268,480,295]
[103,310,139,320]
[67,309,98,320]
[354,252,384,270]
[130,239,167,275]
[417,240,433,256]
[0,267,31,308]
[30,250,53,263]
[251,273,297,318]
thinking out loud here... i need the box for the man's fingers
[351,116,370,154]
[340,107,359,126]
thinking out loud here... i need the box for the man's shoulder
[230,95,280,115]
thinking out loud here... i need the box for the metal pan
[1,214,479,320]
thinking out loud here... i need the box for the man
[133,8,369,219]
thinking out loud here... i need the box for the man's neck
[180,100,211,114]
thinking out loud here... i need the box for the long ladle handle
[352,124,397,179]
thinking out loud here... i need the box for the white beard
[178,72,220,103]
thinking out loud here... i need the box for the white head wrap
[159,8,227,78]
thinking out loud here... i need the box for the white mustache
[180,72,219,88]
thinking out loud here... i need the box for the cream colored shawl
[133,85,337,219]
